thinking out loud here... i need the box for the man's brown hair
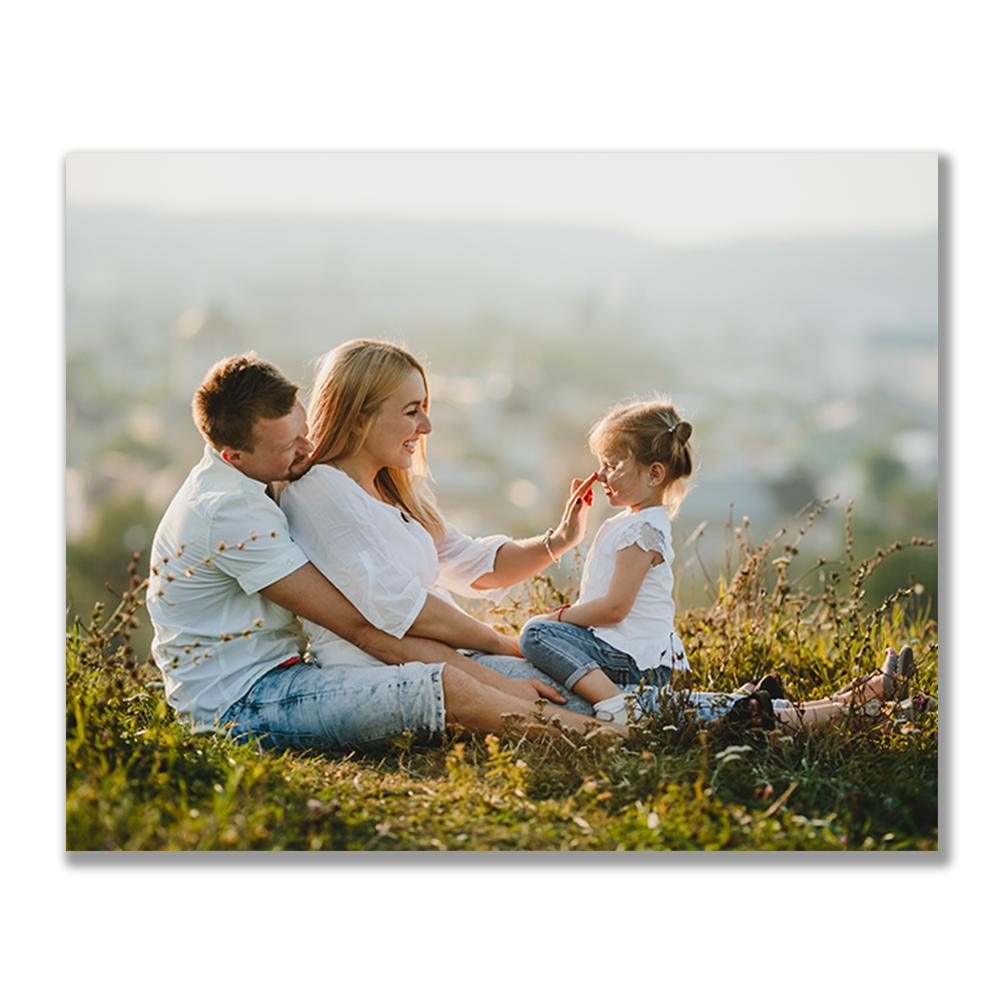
[192,352,299,451]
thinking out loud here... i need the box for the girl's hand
[521,610,562,630]
[552,472,598,552]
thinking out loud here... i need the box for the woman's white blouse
[280,465,511,667]
[579,505,685,672]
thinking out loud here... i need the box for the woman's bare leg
[441,664,629,738]
[772,672,897,734]
[774,701,846,734]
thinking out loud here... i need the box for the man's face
[222,400,314,483]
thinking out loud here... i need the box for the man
[147,352,621,752]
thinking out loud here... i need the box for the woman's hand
[503,674,567,705]
[442,648,567,705]
[550,472,598,553]
[472,473,599,590]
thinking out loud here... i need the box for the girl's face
[359,368,432,473]
[596,448,660,511]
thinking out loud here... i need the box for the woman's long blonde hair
[306,339,446,540]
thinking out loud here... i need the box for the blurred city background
[65,153,938,651]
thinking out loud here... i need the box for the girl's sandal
[732,674,786,701]
[724,690,777,730]
[753,673,786,701]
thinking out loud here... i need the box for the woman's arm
[408,591,521,658]
[472,473,598,589]
[261,563,556,700]
[532,543,658,629]
[263,561,519,658]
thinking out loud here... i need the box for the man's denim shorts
[215,657,446,753]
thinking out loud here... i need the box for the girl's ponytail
[667,420,694,481]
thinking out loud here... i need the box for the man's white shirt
[146,444,311,725]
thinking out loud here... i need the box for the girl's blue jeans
[520,621,781,724]
[519,620,674,692]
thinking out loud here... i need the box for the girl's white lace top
[579,505,687,672]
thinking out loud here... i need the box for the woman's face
[359,368,432,472]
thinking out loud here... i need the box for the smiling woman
[301,339,447,539]
[278,338,601,708]
[324,369,433,501]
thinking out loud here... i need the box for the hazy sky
[66,151,936,246]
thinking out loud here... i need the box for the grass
[66,502,937,851]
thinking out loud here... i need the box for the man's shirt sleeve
[208,492,310,595]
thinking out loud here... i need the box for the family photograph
[66,152,939,853]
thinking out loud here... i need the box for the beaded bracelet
[543,528,558,564]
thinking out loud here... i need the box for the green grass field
[66,503,937,851]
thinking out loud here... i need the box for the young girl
[519,397,697,725]
[520,399,934,733]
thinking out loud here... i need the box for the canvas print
[65,152,938,851]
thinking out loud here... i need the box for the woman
[280,338,602,720]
